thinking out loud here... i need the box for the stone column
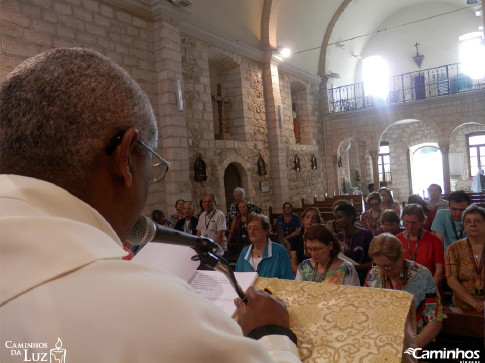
[440,144,451,194]
[370,150,380,191]
[152,19,191,210]
[262,50,289,209]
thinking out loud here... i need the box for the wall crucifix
[211,83,230,138]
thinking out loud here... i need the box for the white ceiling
[133,0,482,80]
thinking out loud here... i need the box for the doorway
[410,145,444,198]
[224,163,242,212]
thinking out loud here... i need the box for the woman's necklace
[466,238,484,279]
[312,257,334,283]
[406,229,423,261]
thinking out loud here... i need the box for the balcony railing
[327,63,485,113]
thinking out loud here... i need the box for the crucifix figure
[414,42,420,56]
[211,83,230,137]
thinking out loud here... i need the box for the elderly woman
[360,192,384,236]
[174,201,198,235]
[397,204,444,287]
[446,204,485,312]
[226,187,262,228]
[296,224,359,286]
[379,187,400,215]
[236,214,294,279]
[287,207,323,275]
[335,204,373,284]
[365,233,443,349]
[376,209,405,236]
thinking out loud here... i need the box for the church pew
[442,306,484,338]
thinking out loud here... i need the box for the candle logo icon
[50,338,66,363]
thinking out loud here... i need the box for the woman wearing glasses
[295,224,359,286]
[360,192,384,236]
[396,204,444,287]
[236,214,294,279]
[365,233,443,349]
[445,204,485,312]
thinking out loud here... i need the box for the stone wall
[324,90,485,203]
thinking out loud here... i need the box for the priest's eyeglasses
[106,132,170,183]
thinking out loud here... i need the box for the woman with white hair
[226,187,262,227]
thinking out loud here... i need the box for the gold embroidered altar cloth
[254,278,416,363]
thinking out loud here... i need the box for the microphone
[127,215,248,302]
[127,215,221,255]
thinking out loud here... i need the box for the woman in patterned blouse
[446,204,485,312]
[295,224,359,286]
[365,233,443,349]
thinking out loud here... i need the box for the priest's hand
[234,286,289,336]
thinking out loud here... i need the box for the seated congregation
[127,185,484,352]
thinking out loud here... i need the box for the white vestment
[0,175,300,363]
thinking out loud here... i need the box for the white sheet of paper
[188,270,257,316]
[132,242,257,316]
[132,242,200,282]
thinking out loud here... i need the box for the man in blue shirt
[431,190,470,251]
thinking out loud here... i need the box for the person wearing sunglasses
[365,234,443,349]
[0,48,300,363]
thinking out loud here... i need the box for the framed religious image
[260,181,270,193]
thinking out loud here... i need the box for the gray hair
[0,48,157,190]
[233,187,245,198]
[462,203,485,223]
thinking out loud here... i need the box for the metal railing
[327,63,485,113]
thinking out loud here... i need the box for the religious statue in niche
[311,154,317,170]
[294,154,301,172]
[194,153,207,182]
[292,103,300,144]
[257,154,267,176]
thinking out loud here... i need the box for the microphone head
[127,215,156,245]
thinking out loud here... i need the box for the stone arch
[336,136,364,194]
[317,0,353,78]
[208,54,244,141]
[377,118,441,202]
